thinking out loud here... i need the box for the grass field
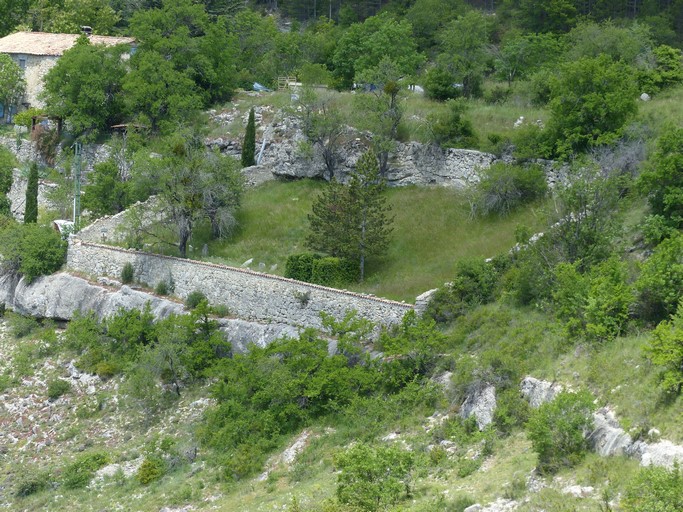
[192,179,548,302]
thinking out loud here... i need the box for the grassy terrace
[190,179,548,303]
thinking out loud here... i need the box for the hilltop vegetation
[0,0,682,510]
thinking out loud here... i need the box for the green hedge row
[285,253,358,287]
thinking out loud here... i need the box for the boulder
[588,408,633,457]
[520,376,563,408]
[460,384,497,430]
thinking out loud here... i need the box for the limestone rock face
[0,271,296,351]
[520,376,564,408]
[10,273,184,320]
[629,440,683,469]
[588,408,633,457]
[460,384,496,430]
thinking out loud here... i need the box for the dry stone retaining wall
[67,239,413,330]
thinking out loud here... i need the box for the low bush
[6,312,40,339]
[185,290,207,309]
[46,379,71,400]
[335,443,414,511]
[470,163,548,217]
[423,66,461,101]
[0,223,67,283]
[61,452,109,489]
[622,464,683,511]
[636,233,683,322]
[426,99,477,149]
[120,262,135,284]
[645,302,683,394]
[526,390,595,474]
[136,456,166,485]
[425,259,500,323]
[14,471,50,497]
[155,280,169,295]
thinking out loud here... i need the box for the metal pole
[73,141,81,231]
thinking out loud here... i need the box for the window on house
[18,57,26,69]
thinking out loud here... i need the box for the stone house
[0,31,135,119]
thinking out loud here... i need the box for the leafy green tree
[82,160,131,218]
[436,10,491,98]
[547,55,638,156]
[335,443,414,511]
[623,464,683,511]
[354,58,404,175]
[123,51,201,133]
[646,302,683,394]
[422,65,460,101]
[638,127,683,231]
[241,108,256,168]
[470,162,547,216]
[132,131,243,257]
[639,45,683,92]
[404,0,465,51]
[42,36,127,140]
[130,0,238,104]
[0,222,67,283]
[636,233,683,322]
[332,12,424,89]
[24,162,38,224]
[494,32,565,86]
[46,0,119,34]
[0,146,15,216]
[307,150,393,281]
[0,54,25,123]
[565,20,653,65]
[526,390,595,474]
[0,0,29,37]
[519,0,578,33]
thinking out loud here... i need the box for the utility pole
[73,141,82,232]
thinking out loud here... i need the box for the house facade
[0,31,135,117]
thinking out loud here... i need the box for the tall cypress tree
[241,108,256,168]
[24,162,39,224]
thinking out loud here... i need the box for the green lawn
[193,179,548,302]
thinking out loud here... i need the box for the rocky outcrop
[0,271,299,352]
[520,376,564,408]
[460,384,497,430]
[588,408,633,457]
[520,376,683,468]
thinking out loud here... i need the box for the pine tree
[241,108,256,167]
[307,150,393,281]
[24,162,39,224]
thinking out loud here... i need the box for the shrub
[335,443,414,511]
[526,391,595,474]
[622,464,683,511]
[185,290,207,309]
[136,456,166,485]
[471,163,548,217]
[423,66,461,101]
[425,259,499,323]
[155,280,169,295]
[47,378,71,400]
[645,302,683,394]
[14,472,50,497]
[311,256,358,286]
[13,108,45,130]
[427,99,477,149]
[0,223,67,283]
[31,125,60,166]
[120,262,135,284]
[636,233,683,322]
[62,452,109,489]
[284,252,322,282]
[7,312,40,339]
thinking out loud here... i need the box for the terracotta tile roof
[0,31,135,57]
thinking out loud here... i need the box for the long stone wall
[67,239,413,330]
